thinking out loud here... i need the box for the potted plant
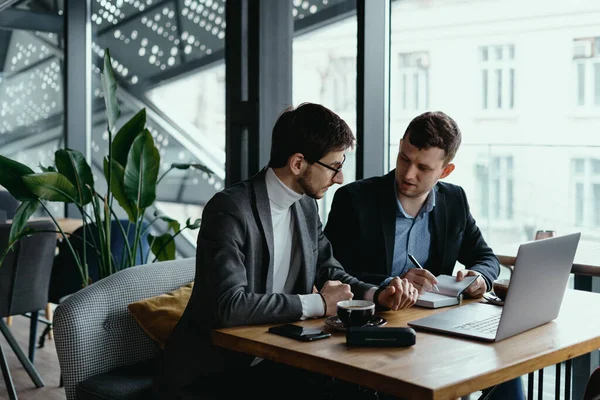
[0,48,211,288]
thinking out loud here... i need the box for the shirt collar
[393,179,436,219]
[265,167,304,212]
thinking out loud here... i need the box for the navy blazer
[324,170,499,290]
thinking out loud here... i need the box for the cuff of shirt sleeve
[380,277,394,287]
[298,294,325,320]
[364,286,378,302]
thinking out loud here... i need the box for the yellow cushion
[128,281,194,349]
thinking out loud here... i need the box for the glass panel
[482,69,488,109]
[91,0,228,246]
[594,184,600,228]
[481,47,488,62]
[575,182,584,226]
[574,158,585,174]
[402,72,407,109]
[492,175,500,219]
[507,178,513,219]
[495,46,503,61]
[577,62,585,106]
[496,69,502,108]
[0,29,65,218]
[475,164,489,219]
[293,4,357,223]
[413,71,419,110]
[390,1,600,249]
[592,159,600,174]
[595,62,600,105]
[509,68,515,109]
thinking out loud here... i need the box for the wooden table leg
[5,317,12,326]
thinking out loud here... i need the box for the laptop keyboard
[454,313,501,334]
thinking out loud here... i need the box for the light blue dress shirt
[381,181,436,286]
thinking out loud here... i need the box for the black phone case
[346,327,416,347]
[268,325,331,342]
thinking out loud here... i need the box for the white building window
[480,44,515,111]
[321,56,355,113]
[573,37,600,108]
[398,52,429,112]
[475,156,514,220]
[572,158,600,228]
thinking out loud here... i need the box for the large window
[0,28,65,217]
[293,6,357,223]
[390,0,600,251]
[397,51,429,112]
[572,158,600,228]
[573,37,600,108]
[480,44,515,111]
[475,156,514,221]
[90,0,227,246]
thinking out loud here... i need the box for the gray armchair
[53,257,195,400]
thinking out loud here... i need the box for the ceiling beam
[0,8,62,32]
[0,0,21,14]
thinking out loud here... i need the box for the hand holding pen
[407,254,440,292]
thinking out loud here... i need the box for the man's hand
[376,277,419,311]
[401,268,438,294]
[319,280,353,316]
[456,269,486,298]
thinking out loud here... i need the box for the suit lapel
[292,202,312,294]
[432,186,447,276]
[380,171,397,275]
[251,170,275,293]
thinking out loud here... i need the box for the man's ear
[440,163,455,179]
[289,153,305,176]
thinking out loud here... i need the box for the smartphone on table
[268,324,331,342]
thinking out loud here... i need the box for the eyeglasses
[313,154,346,179]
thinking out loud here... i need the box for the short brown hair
[402,111,462,164]
[269,103,355,168]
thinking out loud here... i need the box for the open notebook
[415,275,478,308]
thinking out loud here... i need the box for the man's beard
[298,169,323,199]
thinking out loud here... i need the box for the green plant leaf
[171,163,214,176]
[22,172,79,203]
[103,157,136,221]
[148,233,176,262]
[186,217,201,229]
[55,149,94,205]
[124,130,160,210]
[157,215,180,233]
[0,155,37,201]
[38,164,56,173]
[112,108,146,166]
[8,200,38,244]
[102,48,120,131]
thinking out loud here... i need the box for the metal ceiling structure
[0,0,354,206]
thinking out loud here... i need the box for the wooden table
[212,290,600,400]
[495,239,600,398]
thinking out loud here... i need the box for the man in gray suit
[158,103,419,399]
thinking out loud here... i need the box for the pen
[407,253,440,292]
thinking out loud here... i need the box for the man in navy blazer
[325,111,524,399]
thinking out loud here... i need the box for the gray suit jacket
[157,169,376,398]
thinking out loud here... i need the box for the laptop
[407,232,581,342]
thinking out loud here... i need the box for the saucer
[325,316,387,332]
[483,292,504,306]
